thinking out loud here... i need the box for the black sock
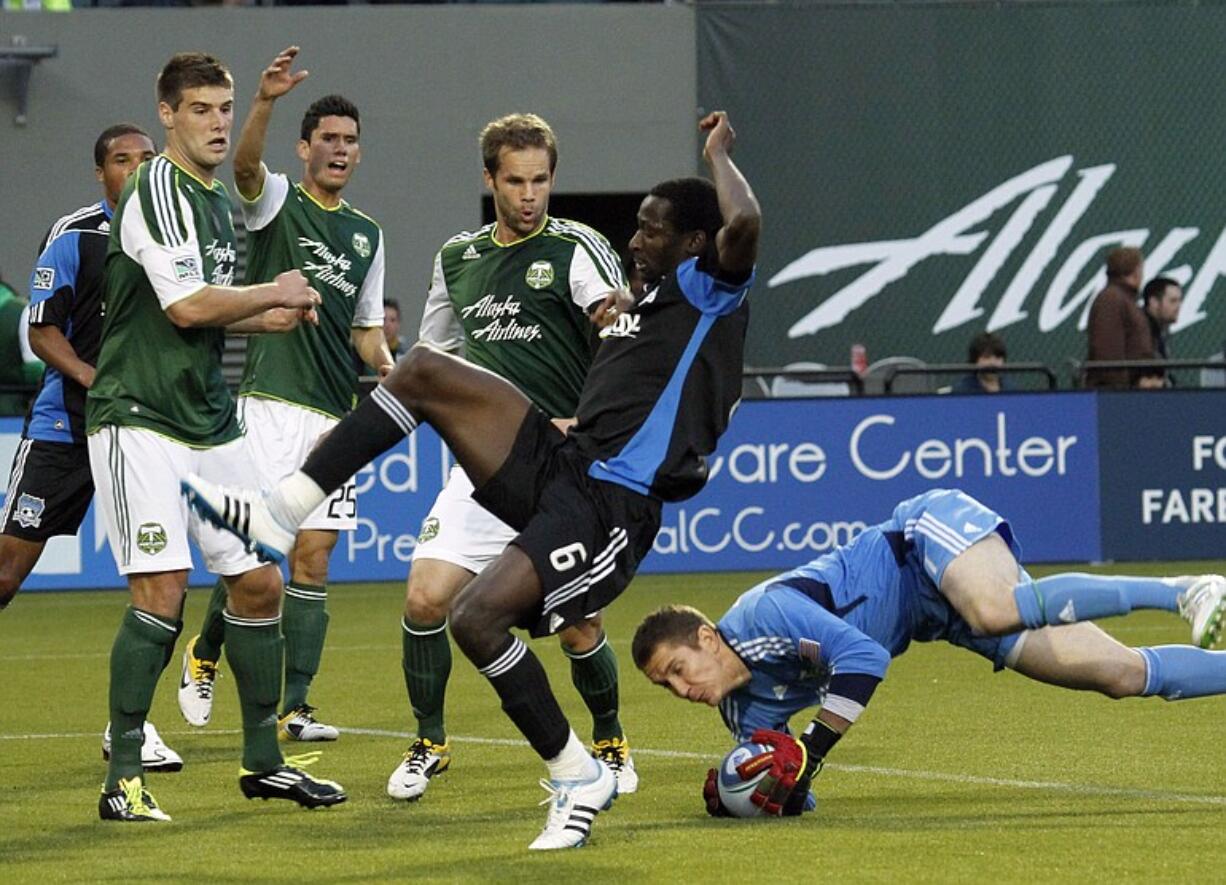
[302,385,417,493]
[477,637,569,760]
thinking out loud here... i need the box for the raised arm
[700,111,761,281]
[234,46,309,201]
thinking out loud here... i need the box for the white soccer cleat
[592,737,638,795]
[102,721,184,773]
[1178,575,1226,649]
[387,738,451,800]
[181,473,295,564]
[178,635,218,727]
[528,759,618,851]
[278,705,340,742]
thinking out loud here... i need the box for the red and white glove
[736,728,810,816]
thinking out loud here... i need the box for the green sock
[107,607,181,790]
[223,611,284,773]
[566,634,623,743]
[194,578,228,662]
[282,583,329,713]
[402,617,451,745]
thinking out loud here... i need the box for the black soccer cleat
[98,776,171,822]
[239,759,347,809]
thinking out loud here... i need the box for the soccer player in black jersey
[0,123,184,777]
[185,111,760,849]
[1,124,155,611]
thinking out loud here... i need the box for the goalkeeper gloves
[741,720,842,816]
[702,767,733,817]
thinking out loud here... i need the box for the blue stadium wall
[6,391,1225,592]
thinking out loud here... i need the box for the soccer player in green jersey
[177,46,394,743]
[386,113,638,802]
[86,52,345,822]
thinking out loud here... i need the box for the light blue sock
[1013,573,1179,629]
[1139,646,1226,700]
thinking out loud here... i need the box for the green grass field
[3,562,1226,882]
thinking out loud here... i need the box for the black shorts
[1,439,93,542]
[473,408,662,638]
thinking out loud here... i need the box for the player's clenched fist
[700,111,736,159]
[273,269,321,309]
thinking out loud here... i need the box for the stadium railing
[1068,357,1226,388]
[884,362,1059,394]
[742,365,864,398]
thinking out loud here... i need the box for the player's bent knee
[405,586,452,625]
[558,619,601,654]
[1101,656,1147,699]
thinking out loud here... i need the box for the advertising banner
[697,5,1226,375]
[1097,391,1226,561]
[2,393,1105,593]
[649,393,1101,571]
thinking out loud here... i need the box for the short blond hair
[480,113,558,175]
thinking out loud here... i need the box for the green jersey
[237,169,384,419]
[87,156,240,447]
[417,217,625,417]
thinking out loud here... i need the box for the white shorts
[413,463,516,574]
[87,426,264,577]
[239,396,357,532]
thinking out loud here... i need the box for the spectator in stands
[357,297,406,379]
[1139,276,1182,388]
[0,272,44,416]
[951,331,1009,394]
[383,297,407,359]
[1085,246,1152,389]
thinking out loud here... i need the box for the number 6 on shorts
[549,541,587,573]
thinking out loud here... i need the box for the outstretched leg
[271,346,533,529]
[940,533,1219,643]
[1012,622,1226,701]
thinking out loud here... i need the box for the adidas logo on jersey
[462,244,480,261]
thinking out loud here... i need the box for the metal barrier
[1068,358,1226,388]
[742,365,865,397]
[883,362,1059,395]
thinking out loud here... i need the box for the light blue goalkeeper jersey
[717,489,1025,739]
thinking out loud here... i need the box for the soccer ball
[716,740,773,818]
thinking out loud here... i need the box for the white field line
[0,625,1182,662]
[5,724,1226,807]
